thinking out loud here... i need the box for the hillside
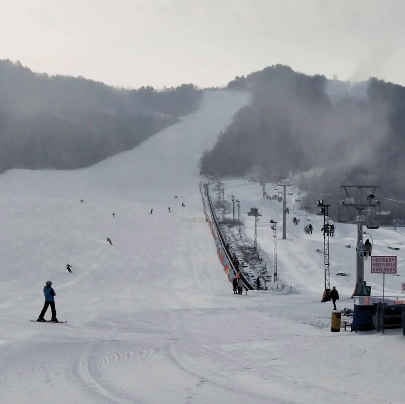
[201,65,405,222]
[0,60,202,173]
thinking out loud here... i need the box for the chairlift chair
[357,239,373,259]
[304,224,313,235]
[337,202,349,223]
[366,211,380,230]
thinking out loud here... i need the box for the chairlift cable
[364,191,405,205]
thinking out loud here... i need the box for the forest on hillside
[0,60,202,173]
[201,65,405,222]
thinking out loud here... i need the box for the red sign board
[371,256,397,274]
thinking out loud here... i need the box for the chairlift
[321,222,335,237]
[357,234,373,259]
[337,202,349,223]
[288,192,293,195]
[295,197,302,202]
[366,209,380,229]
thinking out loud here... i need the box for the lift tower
[317,200,331,300]
[277,182,292,240]
[341,185,380,296]
[270,220,278,282]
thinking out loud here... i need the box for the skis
[30,320,67,323]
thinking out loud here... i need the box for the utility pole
[317,200,331,299]
[341,185,380,296]
[236,199,241,237]
[270,220,278,282]
[254,217,259,251]
[277,182,292,240]
[247,208,262,252]
[231,195,235,224]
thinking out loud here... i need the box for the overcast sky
[1,0,404,89]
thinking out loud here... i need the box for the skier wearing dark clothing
[330,286,339,310]
[234,259,239,271]
[107,237,113,245]
[237,278,244,295]
[37,281,58,322]
[232,278,238,294]
[66,264,72,273]
[364,239,372,257]
[168,207,171,212]
[256,277,261,290]
[150,209,153,214]
[112,213,115,218]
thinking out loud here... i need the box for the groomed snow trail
[1,92,405,404]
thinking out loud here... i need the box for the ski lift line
[364,191,405,205]
[305,191,340,196]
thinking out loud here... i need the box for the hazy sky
[2,0,404,88]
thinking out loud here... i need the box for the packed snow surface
[0,90,405,404]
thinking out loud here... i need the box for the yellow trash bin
[331,311,341,332]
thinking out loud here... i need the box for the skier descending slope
[107,237,113,245]
[37,281,58,322]
[66,264,72,273]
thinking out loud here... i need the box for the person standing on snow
[66,264,72,273]
[150,209,153,214]
[237,277,244,295]
[232,278,238,294]
[37,281,58,322]
[256,277,261,290]
[107,237,113,245]
[330,286,339,310]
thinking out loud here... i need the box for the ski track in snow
[1,91,405,403]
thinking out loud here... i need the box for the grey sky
[2,0,404,88]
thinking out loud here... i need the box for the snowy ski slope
[224,179,405,298]
[0,90,405,404]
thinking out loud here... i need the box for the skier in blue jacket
[37,281,58,322]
